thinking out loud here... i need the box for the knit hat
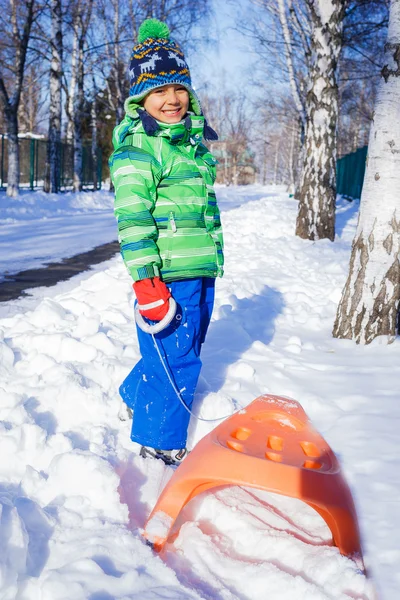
[129,19,202,116]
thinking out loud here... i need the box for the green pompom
[138,19,170,43]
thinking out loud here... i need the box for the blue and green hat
[128,19,202,115]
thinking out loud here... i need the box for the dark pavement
[0,241,120,302]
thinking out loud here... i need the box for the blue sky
[188,0,256,94]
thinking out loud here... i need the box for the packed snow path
[0,186,398,599]
[0,189,117,281]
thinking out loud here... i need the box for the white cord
[135,298,177,334]
[151,333,245,422]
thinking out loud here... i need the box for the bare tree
[240,0,388,224]
[295,0,346,241]
[338,77,375,156]
[131,0,212,49]
[94,0,130,126]
[64,0,93,192]
[65,26,78,143]
[277,0,308,192]
[333,0,400,344]
[252,95,300,188]
[18,65,46,133]
[241,0,310,191]
[44,0,63,193]
[0,0,35,196]
[201,89,254,185]
[338,0,388,157]
[90,75,98,190]
[91,0,212,128]
[223,95,253,185]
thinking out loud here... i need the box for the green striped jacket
[109,110,224,283]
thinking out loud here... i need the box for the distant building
[209,141,257,185]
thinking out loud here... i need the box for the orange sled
[143,394,363,559]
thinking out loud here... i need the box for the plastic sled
[143,394,363,559]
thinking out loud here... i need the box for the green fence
[0,135,102,191]
[337,146,367,200]
[1,134,367,198]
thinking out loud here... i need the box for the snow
[145,511,174,543]
[0,189,116,280]
[0,184,398,599]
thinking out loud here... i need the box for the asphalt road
[0,241,120,302]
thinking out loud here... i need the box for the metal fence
[1,134,367,198]
[0,135,102,191]
[337,146,368,200]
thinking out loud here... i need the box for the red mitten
[133,277,171,321]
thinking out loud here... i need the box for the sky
[189,0,260,93]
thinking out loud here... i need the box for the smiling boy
[143,84,189,123]
[109,19,224,465]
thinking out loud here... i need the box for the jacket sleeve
[208,188,224,272]
[201,147,224,252]
[109,146,163,281]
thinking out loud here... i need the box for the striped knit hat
[129,19,202,116]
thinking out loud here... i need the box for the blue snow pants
[119,277,215,450]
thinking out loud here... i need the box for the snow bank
[0,189,116,279]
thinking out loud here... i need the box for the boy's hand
[133,277,171,321]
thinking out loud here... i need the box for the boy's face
[143,84,189,124]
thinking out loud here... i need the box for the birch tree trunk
[45,0,63,193]
[73,32,84,192]
[0,0,35,197]
[66,30,78,144]
[100,0,125,125]
[278,0,306,125]
[295,0,345,241]
[112,0,124,123]
[277,0,306,198]
[232,158,238,186]
[5,111,19,198]
[273,138,280,185]
[288,124,296,191]
[71,0,93,192]
[91,87,98,191]
[333,0,400,345]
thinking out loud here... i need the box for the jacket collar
[112,101,205,150]
[156,116,205,145]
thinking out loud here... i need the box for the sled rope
[151,333,245,422]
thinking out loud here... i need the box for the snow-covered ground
[0,185,398,599]
[0,189,116,280]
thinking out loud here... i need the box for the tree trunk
[288,124,296,192]
[45,0,63,193]
[73,33,84,192]
[277,0,306,199]
[5,110,19,197]
[0,0,35,197]
[296,0,345,241]
[273,138,280,185]
[91,91,98,190]
[333,0,400,344]
[113,0,124,124]
[72,0,93,192]
[263,141,268,185]
[278,0,306,124]
[232,157,238,186]
[294,116,305,199]
[66,29,78,144]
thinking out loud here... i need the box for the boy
[109,19,223,465]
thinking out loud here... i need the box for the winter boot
[139,445,188,466]
[118,401,133,421]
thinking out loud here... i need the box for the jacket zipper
[164,211,176,268]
